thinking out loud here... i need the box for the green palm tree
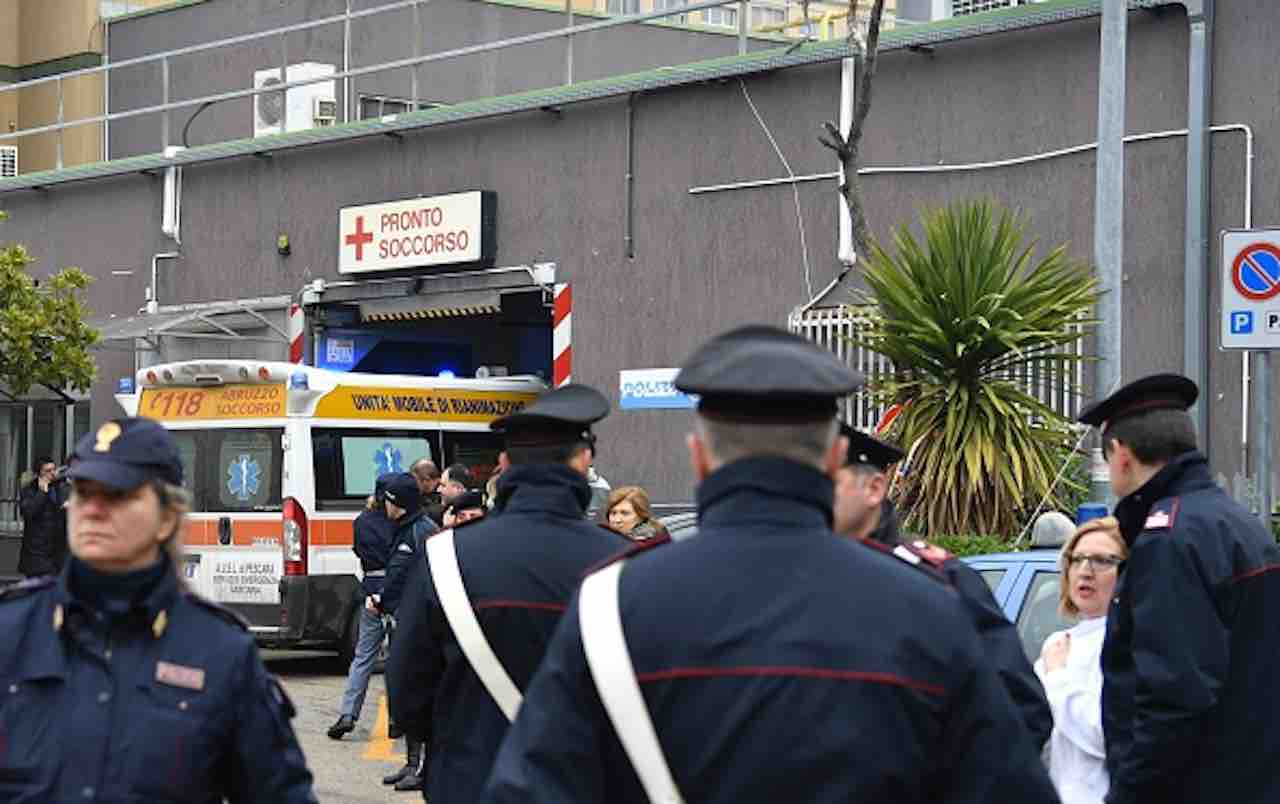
[852,200,1100,539]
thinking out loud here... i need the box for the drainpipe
[836,57,855,267]
[1182,0,1213,457]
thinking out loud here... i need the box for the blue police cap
[1077,373,1198,430]
[841,424,904,471]
[491,384,610,446]
[69,417,184,491]
[382,472,421,514]
[675,325,864,421]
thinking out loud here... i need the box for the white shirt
[1035,616,1109,804]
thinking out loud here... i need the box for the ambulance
[115,359,545,663]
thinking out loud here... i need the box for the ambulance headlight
[290,371,309,390]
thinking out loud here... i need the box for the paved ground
[265,651,422,804]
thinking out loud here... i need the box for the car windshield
[1016,569,1074,661]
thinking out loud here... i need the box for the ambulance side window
[442,432,505,487]
[312,428,439,511]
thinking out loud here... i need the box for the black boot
[383,738,421,786]
[326,714,356,740]
[393,740,426,791]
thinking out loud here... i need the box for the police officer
[328,472,398,741]
[0,417,316,803]
[482,326,1057,804]
[385,384,628,803]
[1077,374,1280,804]
[376,471,440,792]
[834,426,1052,749]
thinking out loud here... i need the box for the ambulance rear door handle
[218,516,233,545]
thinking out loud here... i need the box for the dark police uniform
[0,418,315,804]
[353,473,398,599]
[482,326,1057,804]
[1078,374,1280,804]
[379,473,440,616]
[386,384,628,803]
[844,427,1053,750]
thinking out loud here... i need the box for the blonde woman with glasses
[1035,516,1128,804]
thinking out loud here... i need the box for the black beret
[69,417,183,491]
[491,384,610,446]
[841,424,905,471]
[675,325,864,421]
[453,489,486,511]
[1077,373,1198,430]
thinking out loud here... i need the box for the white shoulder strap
[426,529,523,722]
[579,562,685,804]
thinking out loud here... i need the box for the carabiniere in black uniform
[482,326,1057,804]
[386,384,628,803]
[842,426,1053,750]
[1077,374,1280,804]
[0,417,315,804]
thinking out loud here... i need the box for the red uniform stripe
[473,599,568,613]
[634,665,948,697]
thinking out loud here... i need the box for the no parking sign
[1222,229,1280,350]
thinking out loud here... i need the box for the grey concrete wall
[2,1,1278,508]
[106,0,771,158]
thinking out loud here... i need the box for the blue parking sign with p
[1231,311,1254,334]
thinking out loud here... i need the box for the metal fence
[788,305,1088,430]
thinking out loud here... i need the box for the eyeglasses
[1067,553,1124,572]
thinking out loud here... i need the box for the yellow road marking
[362,695,400,762]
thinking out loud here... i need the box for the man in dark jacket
[327,473,398,741]
[833,426,1053,750]
[1078,374,1280,804]
[374,471,440,792]
[482,326,1055,804]
[386,384,627,803]
[18,457,69,577]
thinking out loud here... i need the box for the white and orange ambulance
[115,360,544,662]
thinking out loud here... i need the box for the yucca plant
[851,200,1100,538]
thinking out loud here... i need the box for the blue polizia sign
[619,368,698,410]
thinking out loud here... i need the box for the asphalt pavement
[265,650,421,804]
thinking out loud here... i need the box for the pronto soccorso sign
[338,191,497,275]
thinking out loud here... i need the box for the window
[653,0,687,24]
[312,429,439,510]
[703,5,738,27]
[170,429,285,513]
[607,0,640,13]
[752,6,786,29]
[0,147,15,179]
[978,568,1007,594]
[1015,570,1072,662]
[357,95,445,121]
[951,0,1016,16]
[442,431,505,488]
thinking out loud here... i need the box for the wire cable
[739,78,813,301]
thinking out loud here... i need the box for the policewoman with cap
[834,425,1052,750]
[385,384,628,803]
[0,417,316,803]
[482,326,1056,804]
[1076,374,1280,804]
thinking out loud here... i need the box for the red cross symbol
[344,215,374,261]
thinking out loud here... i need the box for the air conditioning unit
[253,62,337,138]
[0,146,16,178]
[312,96,338,127]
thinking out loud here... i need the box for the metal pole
[161,56,170,148]
[1092,0,1126,506]
[1184,0,1213,454]
[103,18,111,160]
[280,34,289,132]
[344,0,352,123]
[565,0,574,85]
[738,0,748,54]
[56,78,64,169]
[1254,354,1272,523]
[411,0,421,110]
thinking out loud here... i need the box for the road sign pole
[1093,0,1127,507]
[1254,352,1272,524]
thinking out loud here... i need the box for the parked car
[963,548,1071,662]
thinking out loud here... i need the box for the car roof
[961,549,1060,565]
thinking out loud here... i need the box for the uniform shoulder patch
[0,575,56,601]
[184,593,250,631]
[1143,498,1180,531]
[583,531,672,577]
[856,537,948,583]
[902,539,954,569]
